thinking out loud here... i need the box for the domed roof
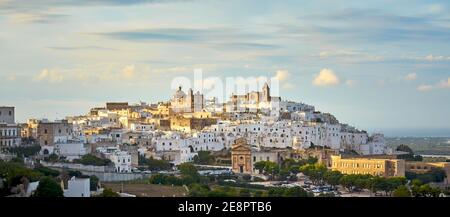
[173,86,186,99]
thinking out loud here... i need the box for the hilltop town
[1,83,449,197]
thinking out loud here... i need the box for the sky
[0,0,449,136]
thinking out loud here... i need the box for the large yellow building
[330,155,405,177]
[405,161,450,183]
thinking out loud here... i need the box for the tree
[396,145,422,161]
[239,188,251,197]
[90,175,99,191]
[5,145,41,157]
[253,191,264,197]
[0,161,42,196]
[193,151,215,165]
[393,185,411,197]
[340,175,357,192]
[324,171,343,188]
[283,186,310,197]
[254,161,279,180]
[34,166,60,177]
[138,155,172,171]
[254,161,267,174]
[46,153,60,162]
[188,183,210,197]
[33,177,63,197]
[299,164,327,185]
[411,183,442,197]
[178,163,199,177]
[98,188,120,197]
[73,154,111,166]
[68,170,83,178]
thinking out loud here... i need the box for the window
[253,156,256,162]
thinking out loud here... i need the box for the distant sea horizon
[374,128,450,138]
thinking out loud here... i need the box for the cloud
[34,69,64,83]
[424,54,450,61]
[46,46,118,51]
[282,82,295,89]
[417,85,433,92]
[7,12,68,23]
[289,8,450,45]
[313,68,340,87]
[417,77,450,92]
[1,1,188,23]
[0,0,187,11]
[215,42,281,50]
[437,77,450,89]
[274,70,290,82]
[315,50,383,62]
[404,73,417,81]
[345,80,356,86]
[121,65,136,79]
[6,74,17,81]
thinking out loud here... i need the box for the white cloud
[121,65,135,79]
[428,4,444,14]
[282,82,295,89]
[404,73,417,81]
[315,50,383,62]
[313,68,340,87]
[34,69,64,83]
[345,79,356,86]
[6,74,17,81]
[424,54,450,61]
[437,77,450,89]
[275,70,290,81]
[417,77,450,92]
[417,85,433,92]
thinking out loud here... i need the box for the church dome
[173,86,186,99]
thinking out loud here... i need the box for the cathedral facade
[170,86,204,113]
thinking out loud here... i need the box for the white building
[0,123,21,147]
[64,176,90,197]
[55,142,88,161]
[108,151,132,173]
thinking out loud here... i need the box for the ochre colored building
[405,161,450,183]
[331,155,405,177]
[231,138,252,174]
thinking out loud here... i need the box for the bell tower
[262,82,271,102]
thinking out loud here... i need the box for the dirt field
[103,183,188,197]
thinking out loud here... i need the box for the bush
[149,174,188,186]
[73,154,111,166]
[393,185,411,197]
[193,151,215,165]
[33,177,63,197]
[98,188,120,197]
[188,183,211,197]
[5,145,41,157]
[268,187,311,197]
[239,188,251,197]
[90,175,99,191]
[139,155,172,171]
[34,166,60,177]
